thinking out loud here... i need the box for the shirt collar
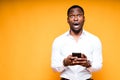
[65,29,86,39]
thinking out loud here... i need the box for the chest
[60,38,94,59]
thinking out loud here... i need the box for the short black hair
[67,5,84,16]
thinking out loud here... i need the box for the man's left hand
[72,54,91,68]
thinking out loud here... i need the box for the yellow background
[0,0,120,80]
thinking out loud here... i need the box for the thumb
[81,53,87,58]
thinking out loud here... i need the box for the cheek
[79,18,84,23]
[79,16,84,21]
[67,19,72,25]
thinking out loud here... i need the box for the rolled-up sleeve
[87,38,103,72]
[51,39,67,72]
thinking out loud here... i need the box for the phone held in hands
[72,53,82,58]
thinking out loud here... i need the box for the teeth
[74,25,79,28]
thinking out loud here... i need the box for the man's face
[67,8,85,33]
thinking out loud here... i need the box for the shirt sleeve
[51,39,67,72]
[87,38,103,72]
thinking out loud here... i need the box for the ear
[83,16,85,22]
[67,17,69,23]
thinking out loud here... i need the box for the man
[51,5,102,80]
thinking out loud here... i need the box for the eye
[77,14,83,17]
[69,15,74,18]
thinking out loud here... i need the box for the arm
[72,38,103,72]
[51,39,67,72]
[87,39,103,72]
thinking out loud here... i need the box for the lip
[73,23,79,28]
[73,22,79,25]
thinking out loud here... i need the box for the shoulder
[85,30,100,40]
[84,30,102,46]
[52,31,68,46]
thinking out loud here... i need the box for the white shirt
[51,30,102,80]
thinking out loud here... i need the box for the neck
[70,29,83,42]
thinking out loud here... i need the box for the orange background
[0,0,120,80]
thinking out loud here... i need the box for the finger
[74,60,87,64]
[70,56,77,60]
[68,55,74,60]
[77,58,87,61]
[81,53,87,58]
[80,60,87,63]
[68,55,72,58]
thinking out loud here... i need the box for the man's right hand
[63,54,91,68]
[63,55,77,66]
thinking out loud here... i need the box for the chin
[73,29,81,34]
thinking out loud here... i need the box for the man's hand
[63,55,77,66]
[63,54,91,68]
[73,54,91,68]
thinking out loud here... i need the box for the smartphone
[72,53,82,58]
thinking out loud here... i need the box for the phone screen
[72,53,81,58]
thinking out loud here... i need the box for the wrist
[63,58,68,66]
[86,60,91,68]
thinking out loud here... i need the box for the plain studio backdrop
[0,0,120,80]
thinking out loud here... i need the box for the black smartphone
[72,53,82,58]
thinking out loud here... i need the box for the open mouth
[73,23,79,28]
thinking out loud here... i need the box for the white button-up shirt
[51,30,102,80]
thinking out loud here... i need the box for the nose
[74,16,78,21]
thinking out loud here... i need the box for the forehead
[69,8,83,15]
